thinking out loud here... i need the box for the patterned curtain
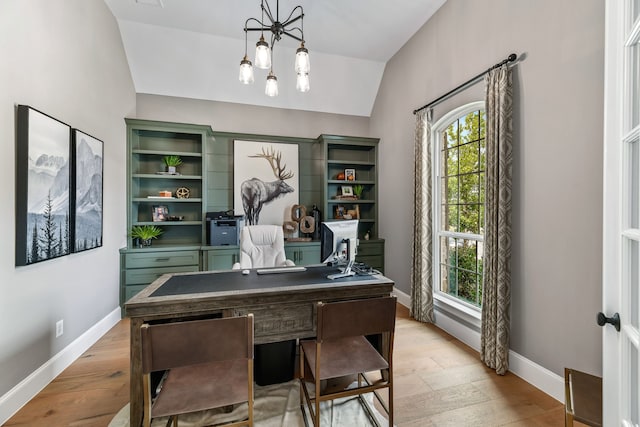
[410,109,435,323]
[480,65,513,375]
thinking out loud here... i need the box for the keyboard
[256,266,307,275]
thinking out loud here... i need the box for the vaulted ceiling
[105,0,446,116]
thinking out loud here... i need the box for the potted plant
[353,184,364,199]
[163,155,183,174]
[130,225,164,247]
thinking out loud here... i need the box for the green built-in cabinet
[120,121,384,309]
[126,119,211,247]
[320,135,379,240]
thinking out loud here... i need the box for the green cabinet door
[285,242,321,266]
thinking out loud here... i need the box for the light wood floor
[5,305,574,426]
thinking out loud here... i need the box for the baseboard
[392,286,411,308]
[0,307,121,424]
[508,350,564,402]
[393,288,564,403]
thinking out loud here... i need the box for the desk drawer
[233,303,314,340]
[357,240,384,256]
[125,250,199,269]
[125,265,199,285]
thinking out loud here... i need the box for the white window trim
[431,101,485,326]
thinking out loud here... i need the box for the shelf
[133,198,203,203]
[132,174,203,180]
[328,199,375,204]
[328,180,375,185]
[132,149,202,157]
[124,243,203,251]
[327,160,375,166]
[133,220,203,227]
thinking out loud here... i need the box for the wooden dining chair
[140,314,254,427]
[299,296,397,426]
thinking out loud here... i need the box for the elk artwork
[241,146,295,225]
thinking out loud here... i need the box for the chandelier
[239,0,310,96]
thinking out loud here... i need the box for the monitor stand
[327,260,356,280]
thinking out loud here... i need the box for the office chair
[140,315,254,427]
[299,296,397,427]
[232,225,295,269]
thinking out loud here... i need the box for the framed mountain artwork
[71,129,103,253]
[16,105,72,266]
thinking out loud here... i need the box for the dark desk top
[125,265,394,316]
[150,265,373,297]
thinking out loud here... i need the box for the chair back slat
[141,315,253,374]
[317,296,396,341]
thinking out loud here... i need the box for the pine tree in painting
[65,212,70,253]
[30,220,40,264]
[38,191,59,260]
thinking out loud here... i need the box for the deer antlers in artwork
[249,146,294,180]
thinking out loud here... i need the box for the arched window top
[432,101,485,134]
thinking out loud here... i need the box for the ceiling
[104,0,446,116]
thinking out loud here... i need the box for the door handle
[597,312,620,332]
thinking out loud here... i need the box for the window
[434,103,485,308]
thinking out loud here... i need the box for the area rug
[109,380,390,427]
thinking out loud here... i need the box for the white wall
[371,0,604,377]
[0,0,135,413]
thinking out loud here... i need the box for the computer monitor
[320,219,359,279]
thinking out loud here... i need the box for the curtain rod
[412,53,517,115]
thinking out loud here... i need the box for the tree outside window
[437,108,485,307]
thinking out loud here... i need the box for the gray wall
[135,94,370,140]
[0,1,135,396]
[371,0,604,376]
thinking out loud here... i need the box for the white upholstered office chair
[232,225,295,269]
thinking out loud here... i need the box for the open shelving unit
[320,134,380,241]
[126,119,212,248]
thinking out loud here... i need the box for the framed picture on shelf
[152,205,169,222]
[345,168,356,181]
[341,186,353,196]
[335,205,345,219]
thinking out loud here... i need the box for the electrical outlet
[55,320,63,338]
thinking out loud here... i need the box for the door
[602,1,640,425]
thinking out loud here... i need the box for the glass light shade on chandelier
[296,73,310,92]
[265,72,278,97]
[238,56,254,84]
[255,35,271,70]
[295,43,310,74]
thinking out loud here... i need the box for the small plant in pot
[163,155,182,174]
[353,184,364,199]
[130,225,164,247]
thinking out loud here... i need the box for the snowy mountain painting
[73,130,103,252]
[16,106,71,265]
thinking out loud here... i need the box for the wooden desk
[125,265,394,427]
